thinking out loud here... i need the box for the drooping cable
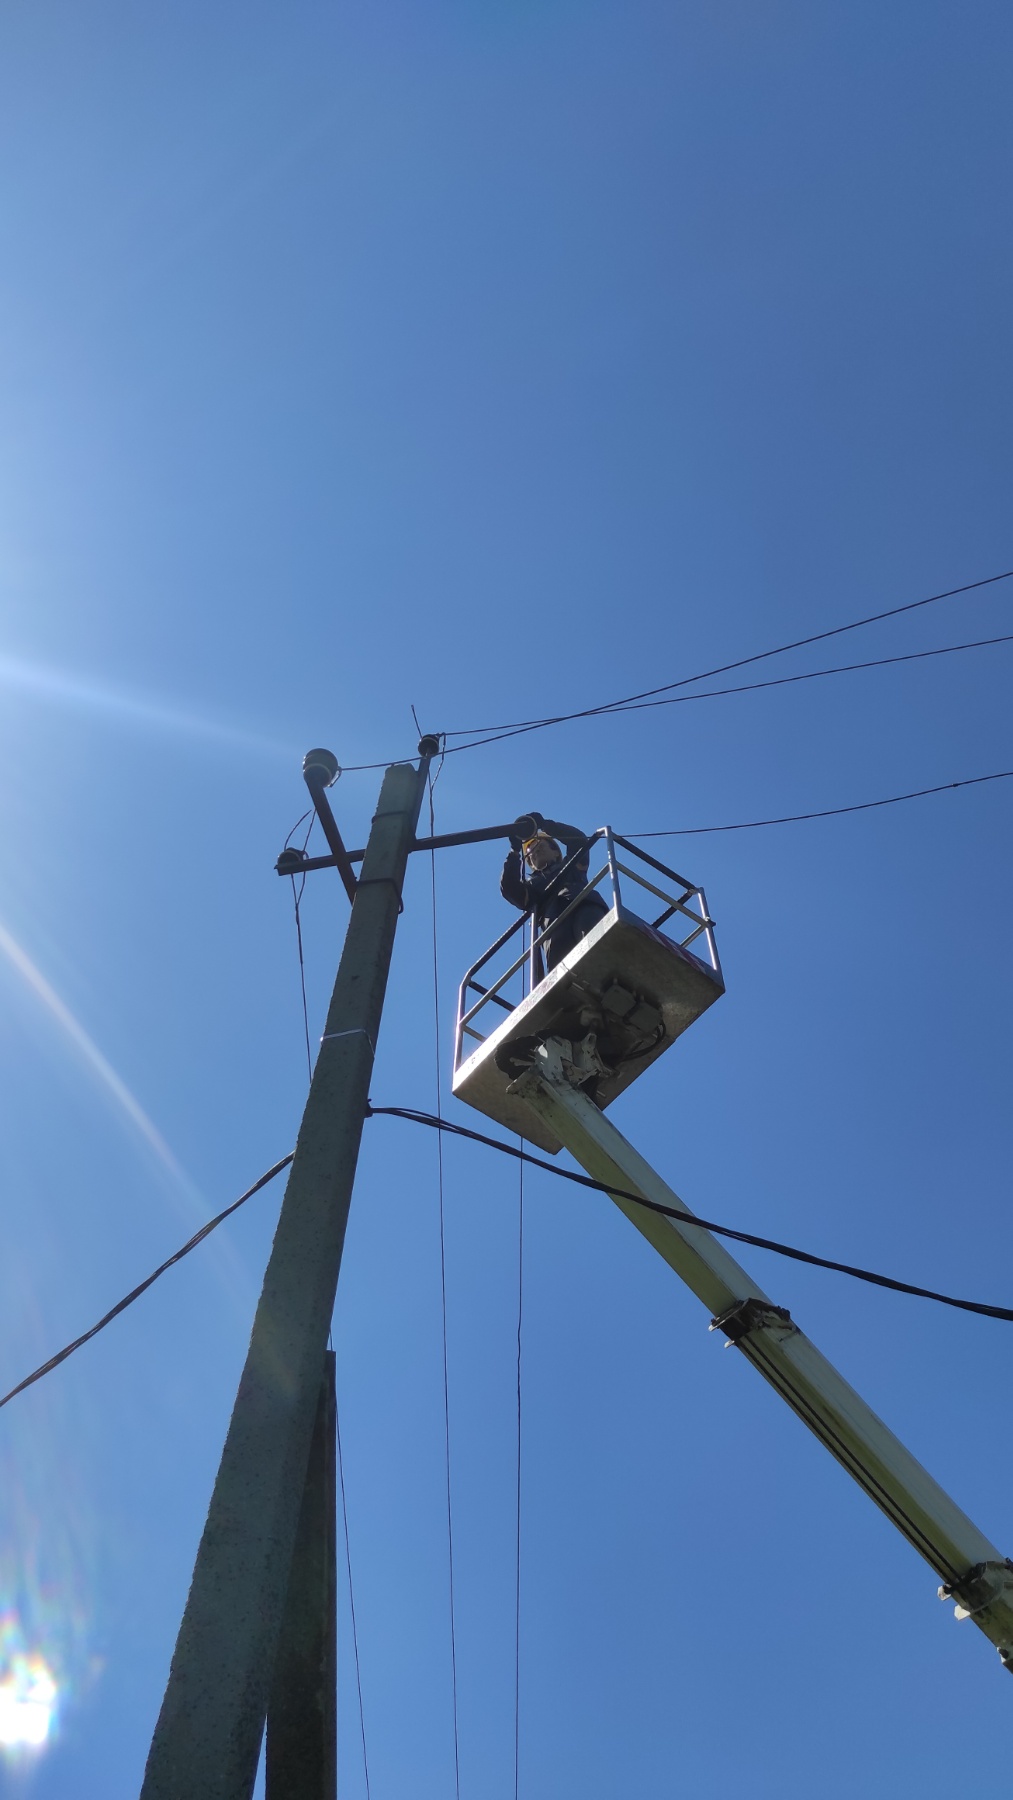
[334,566,1013,770]
[538,630,1013,721]
[0,1154,295,1411]
[366,1107,1013,1325]
[336,1406,372,1800]
[9,1081,1010,1423]
[415,724,462,1800]
[627,767,1013,836]
[442,567,1013,747]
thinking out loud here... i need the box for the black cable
[415,737,462,1800]
[326,568,1013,772]
[443,566,1013,746]
[367,1107,1013,1325]
[513,930,527,1800]
[514,1150,523,1800]
[627,767,1013,836]
[0,1154,295,1411]
[283,806,314,849]
[336,1407,372,1800]
[444,632,1013,752]
[550,631,1013,721]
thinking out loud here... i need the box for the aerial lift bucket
[452,829,724,1152]
[452,824,1013,1677]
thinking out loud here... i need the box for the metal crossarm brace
[512,1038,1013,1672]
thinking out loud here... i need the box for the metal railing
[454,828,720,1070]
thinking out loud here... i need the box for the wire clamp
[710,1296,797,1348]
[939,1559,1013,1623]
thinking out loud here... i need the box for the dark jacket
[500,825,608,971]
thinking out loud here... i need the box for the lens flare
[0,651,291,759]
[0,1453,98,1769]
[0,1615,58,1753]
[0,1620,56,1742]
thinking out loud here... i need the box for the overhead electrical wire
[513,929,527,1800]
[415,725,462,1800]
[8,1086,1013,1418]
[534,631,1013,721]
[0,1154,295,1412]
[442,567,1013,747]
[334,566,1013,771]
[627,767,1013,836]
[366,1107,1013,1326]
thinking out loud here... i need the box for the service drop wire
[627,767,1013,837]
[441,569,1013,747]
[337,566,1013,770]
[416,729,463,1800]
[0,1154,295,1411]
[8,1102,1013,1418]
[366,1107,1013,1326]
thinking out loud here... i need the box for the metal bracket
[938,1559,1013,1621]
[538,1033,609,1088]
[710,1296,798,1347]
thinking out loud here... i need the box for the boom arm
[512,1037,1013,1670]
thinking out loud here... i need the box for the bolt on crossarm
[140,742,436,1800]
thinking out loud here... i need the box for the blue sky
[1,1,1012,1794]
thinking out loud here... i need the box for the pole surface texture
[265,1352,337,1800]
[141,758,427,1800]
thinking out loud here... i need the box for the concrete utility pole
[141,748,433,1800]
[265,1351,337,1799]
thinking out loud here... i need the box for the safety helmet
[522,831,562,863]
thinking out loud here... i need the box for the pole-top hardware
[417,733,442,758]
[303,748,341,786]
[302,750,357,904]
[276,847,310,878]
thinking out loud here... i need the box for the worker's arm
[500,843,530,910]
[544,820,592,884]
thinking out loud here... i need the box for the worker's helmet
[523,831,562,867]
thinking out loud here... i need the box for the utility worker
[500,813,608,974]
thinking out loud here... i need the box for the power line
[0,1154,294,1412]
[513,931,527,1800]
[513,1157,523,1800]
[10,1079,1012,1420]
[442,566,1013,749]
[335,566,1013,769]
[553,631,1013,720]
[366,1107,1013,1325]
[627,767,1013,837]
[420,755,462,1800]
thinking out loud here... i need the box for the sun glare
[0,1618,58,1753]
